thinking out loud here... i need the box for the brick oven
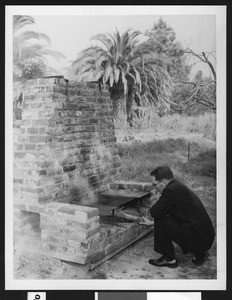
[13,76,155,270]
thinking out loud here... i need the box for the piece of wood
[114,211,144,222]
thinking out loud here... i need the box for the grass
[118,137,217,231]
[118,138,215,182]
[113,135,217,280]
[160,113,216,140]
[114,111,216,142]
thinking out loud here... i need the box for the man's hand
[139,216,154,226]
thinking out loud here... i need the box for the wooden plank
[114,212,144,222]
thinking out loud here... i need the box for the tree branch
[202,51,217,81]
[174,80,216,87]
[194,95,216,109]
[185,48,216,81]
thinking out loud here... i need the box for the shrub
[160,112,216,140]
[180,149,216,178]
[118,138,195,158]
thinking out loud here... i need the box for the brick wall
[13,77,156,266]
[13,76,121,206]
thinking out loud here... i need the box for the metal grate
[70,190,151,216]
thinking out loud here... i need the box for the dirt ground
[14,229,216,280]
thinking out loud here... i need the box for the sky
[20,13,216,78]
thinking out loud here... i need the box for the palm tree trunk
[110,90,127,122]
[126,80,136,127]
[126,92,134,127]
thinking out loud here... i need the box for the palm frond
[127,72,136,83]
[91,33,115,52]
[13,15,35,34]
[41,48,66,60]
[16,31,51,46]
[104,64,113,84]
[113,67,119,84]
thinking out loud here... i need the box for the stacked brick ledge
[39,202,100,264]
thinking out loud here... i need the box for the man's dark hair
[150,166,174,180]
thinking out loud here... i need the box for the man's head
[150,166,174,193]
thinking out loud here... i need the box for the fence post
[188,141,191,163]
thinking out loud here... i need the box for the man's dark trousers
[154,215,189,259]
[150,179,215,260]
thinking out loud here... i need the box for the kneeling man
[141,166,215,268]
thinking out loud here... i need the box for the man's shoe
[192,252,209,265]
[148,256,178,268]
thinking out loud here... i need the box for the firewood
[114,212,144,222]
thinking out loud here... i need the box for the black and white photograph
[5,5,226,290]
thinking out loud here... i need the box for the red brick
[21,119,31,126]
[24,144,36,150]
[20,128,25,134]
[113,162,121,168]
[21,187,43,193]
[37,78,52,85]
[29,135,47,143]
[14,144,24,151]
[30,103,43,109]
[27,127,39,134]
[32,119,49,126]
[13,178,23,184]
[14,152,26,159]
[34,86,46,93]
[24,94,36,100]
[63,165,76,172]
[26,79,39,85]
[39,127,47,134]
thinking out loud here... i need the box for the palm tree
[72,29,172,124]
[13,15,65,80]
[72,29,144,121]
[135,56,172,108]
[125,44,172,125]
[13,15,65,119]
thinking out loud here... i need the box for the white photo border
[5,5,226,290]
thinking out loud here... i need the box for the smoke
[14,211,41,251]
[70,175,97,206]
[94,143,112,164]
[69,143,114,207]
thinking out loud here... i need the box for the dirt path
[14,228,216,280]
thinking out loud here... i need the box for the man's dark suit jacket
[150,179,215,253]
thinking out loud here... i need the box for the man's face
[151,176,165,194]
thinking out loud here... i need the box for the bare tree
[165,48,216,113]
